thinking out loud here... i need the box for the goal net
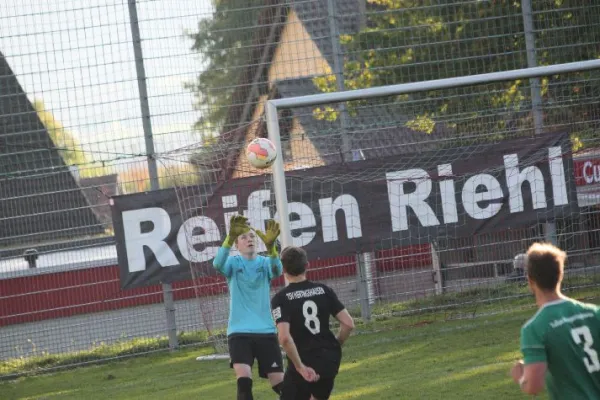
[160,60,600,360]
[158,142,232,360]
[261,61,600,321]
[160,129,287,360]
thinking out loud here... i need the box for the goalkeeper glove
[255,219,280,257]
[224,215,250,247]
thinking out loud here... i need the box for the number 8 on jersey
[303,300,320,335]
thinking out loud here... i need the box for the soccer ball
[246,137,277,169]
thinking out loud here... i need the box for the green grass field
[0,307,550,400]
[1,280,598,400]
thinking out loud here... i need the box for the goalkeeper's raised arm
[212,215,249,277]
[254,218,283,279]
[211,215,285,400]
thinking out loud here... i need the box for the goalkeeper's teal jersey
[520,298,600,400]
[213,246,283,336]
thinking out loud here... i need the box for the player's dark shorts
[228,334,284,378]
[281,347,342,400]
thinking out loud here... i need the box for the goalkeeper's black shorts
[228,334,284,378]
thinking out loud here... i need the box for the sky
[0,0,213,171]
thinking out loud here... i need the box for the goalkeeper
[213,215,285,400]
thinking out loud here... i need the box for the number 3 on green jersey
[571,325,600,373]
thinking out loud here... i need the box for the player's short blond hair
[526,242,566,291]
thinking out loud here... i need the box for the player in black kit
[271,246,355,400]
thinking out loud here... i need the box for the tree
[185,0,264,131]
[33,100,112,178]
[188,133,223,184]
[313,0,600,150]
[34,99,88,168]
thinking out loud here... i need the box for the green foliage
[33,100,112,178]
[313,0,600,149]
[33,100,87,167]
[185,1,265,173]
[186,0,264,131]
[188,133,221,183]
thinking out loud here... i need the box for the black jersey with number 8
[271,280,346,356]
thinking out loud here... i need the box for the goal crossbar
[265,58,600,248]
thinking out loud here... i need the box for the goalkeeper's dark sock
[271,382,283,395]
[237,377,253,400]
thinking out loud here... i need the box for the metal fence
[1,0,600,377]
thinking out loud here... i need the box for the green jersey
[520,298,600,399]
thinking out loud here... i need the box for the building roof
[80,174,120,228]
[213,0,456,174]
[0,51,103,250]
[273,76,454,163]
[214,0,289,180]
[291,0,364,70]
[215,0,364,179]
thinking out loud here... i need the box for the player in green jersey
[511,242,600,398]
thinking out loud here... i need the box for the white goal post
[265,59,600,250]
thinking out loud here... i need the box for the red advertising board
[574,157,600,186]
[574,149,600,208]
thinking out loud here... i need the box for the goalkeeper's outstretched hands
[255,219,280,257]
[225,215,251,247]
